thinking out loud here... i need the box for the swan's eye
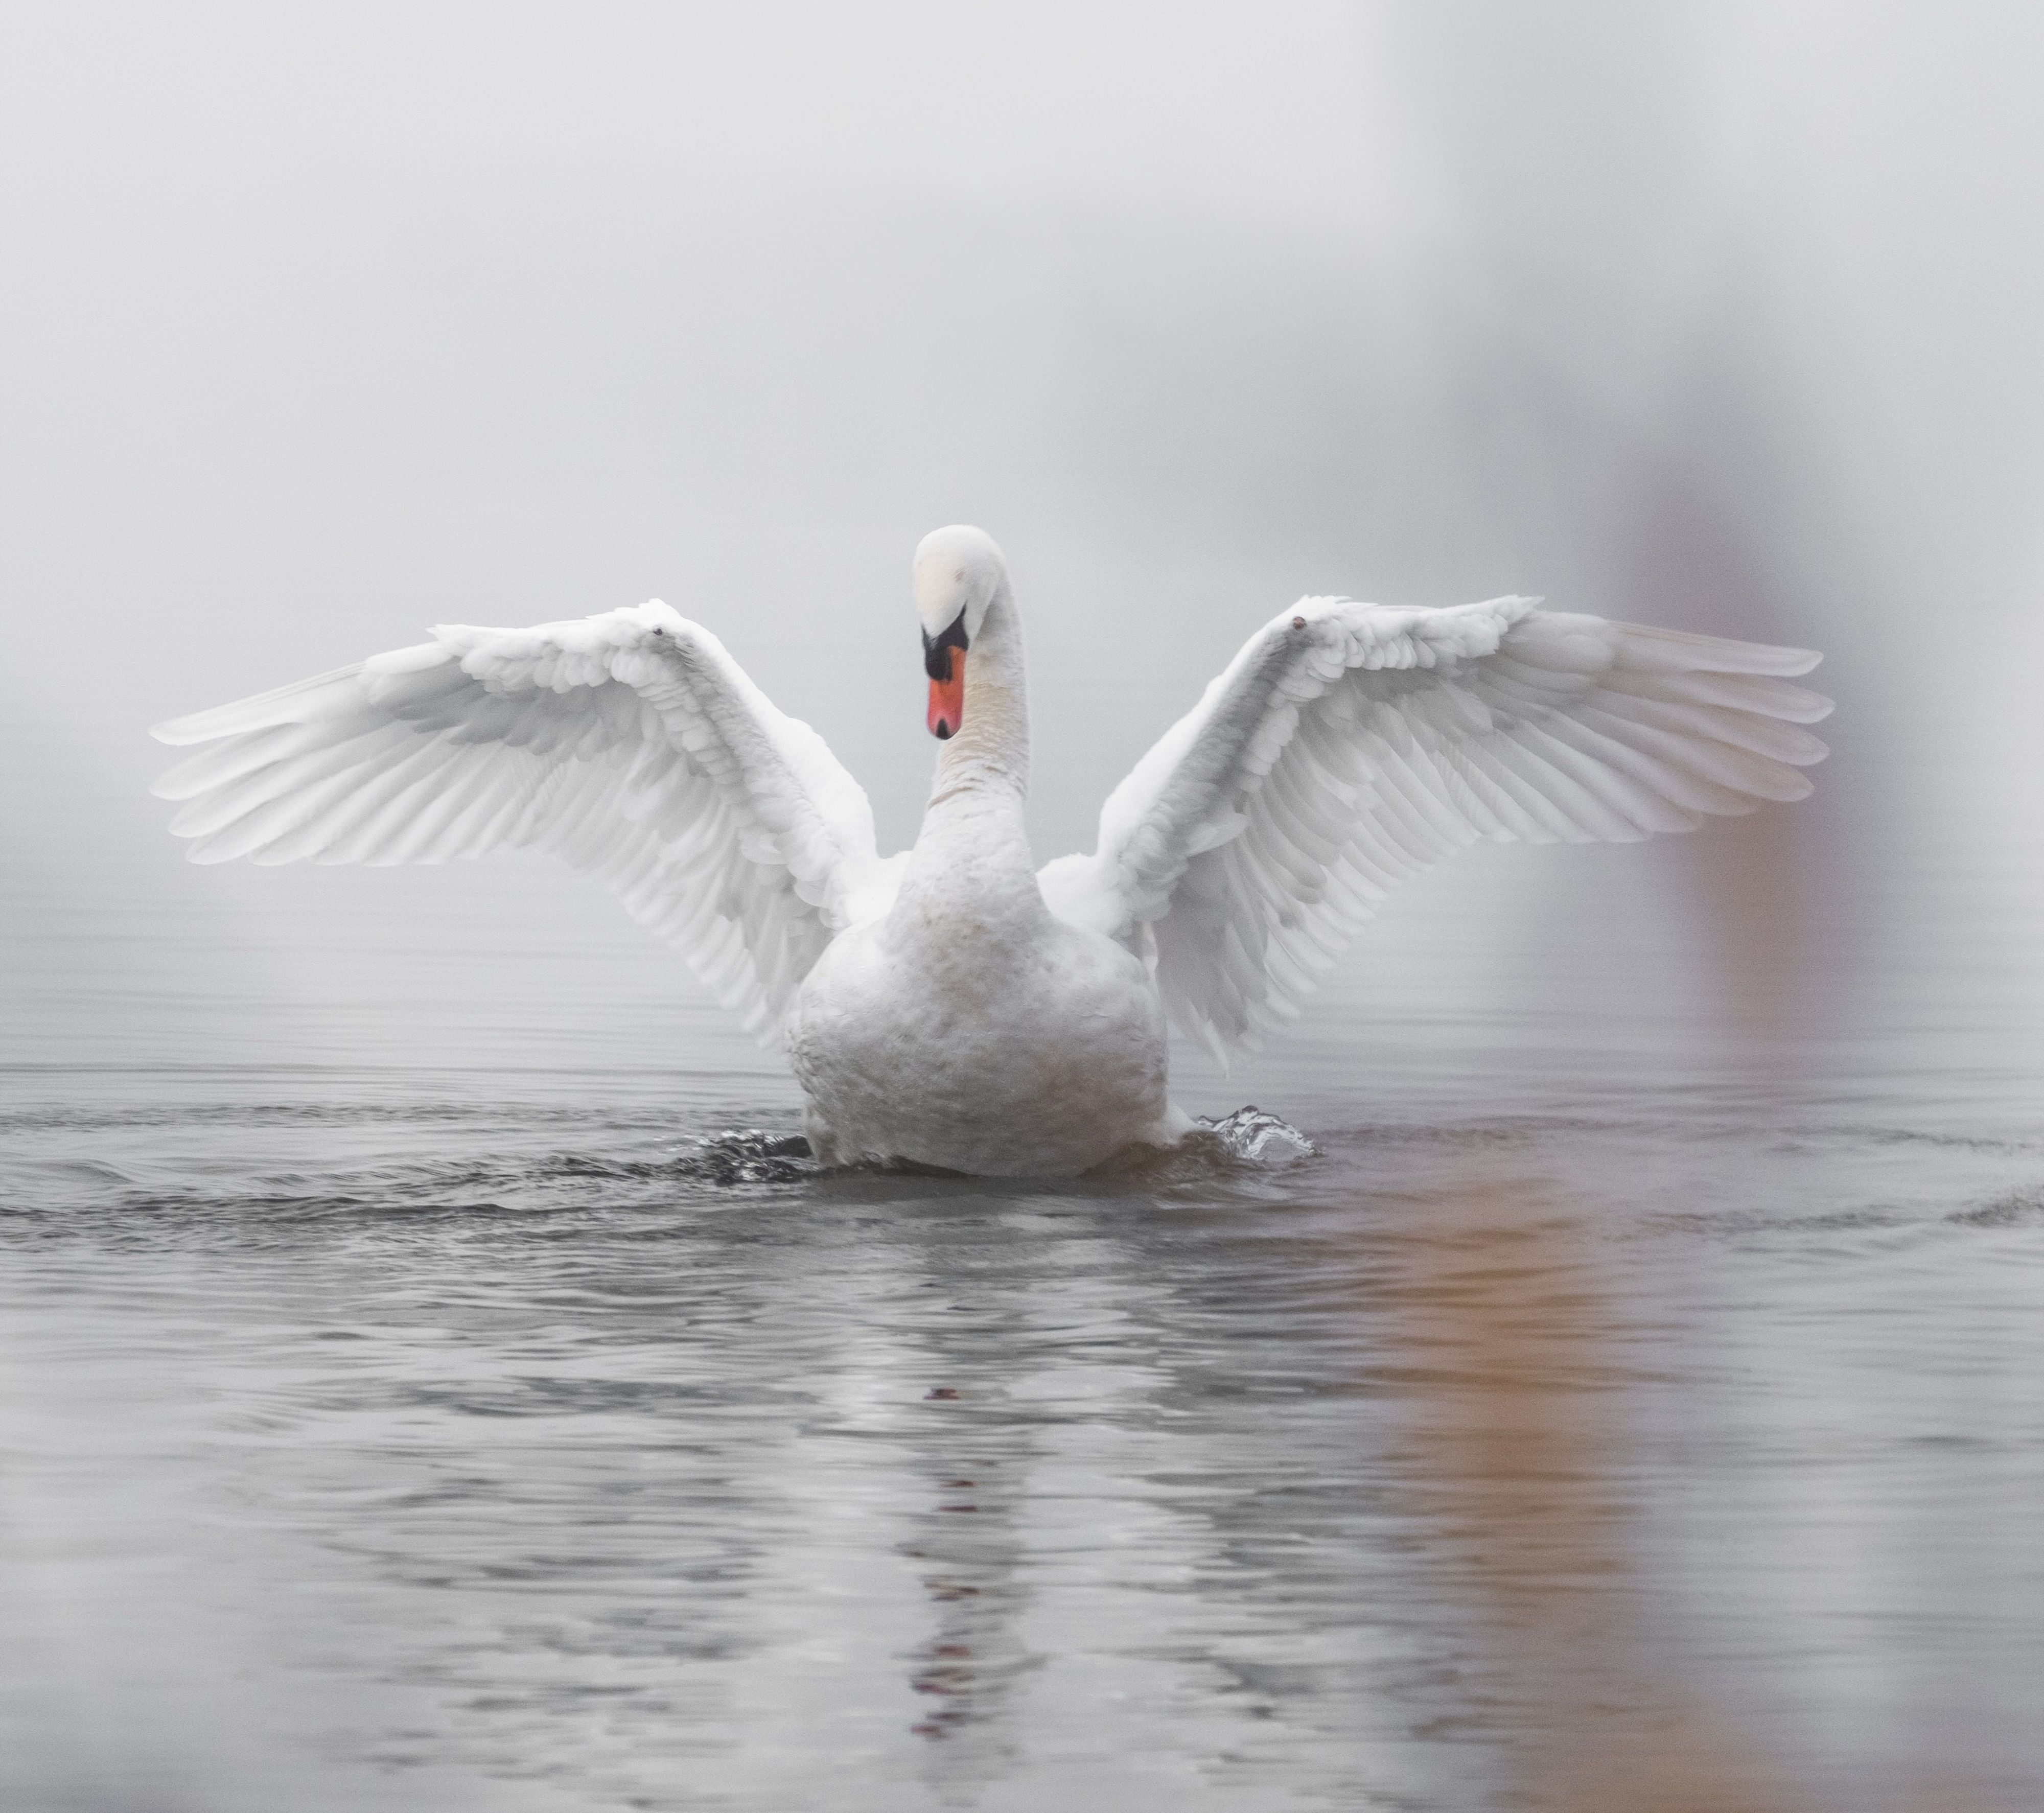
[1292,616,1306,630]
[922,612,969,679]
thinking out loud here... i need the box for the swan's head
[913,525,1006,739]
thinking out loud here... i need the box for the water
[5,834,2043,1811]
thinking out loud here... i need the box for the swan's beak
[923,614,969,739]
[927,647,966,739]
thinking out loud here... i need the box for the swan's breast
[785,916,1167,1175]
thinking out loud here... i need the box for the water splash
[687,1128,814,1184]
[1194,1106,1316,1163]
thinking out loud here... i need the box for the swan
[152,526,1830,1175]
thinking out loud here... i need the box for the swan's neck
[932,584,1029,805]
[900,584,1039,917]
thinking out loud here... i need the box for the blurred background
[3,5,2041,1810]
[4,0,2038,1086]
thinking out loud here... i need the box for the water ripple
[4,1083,2043,1809]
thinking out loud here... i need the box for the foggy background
[5,0,2039,1095]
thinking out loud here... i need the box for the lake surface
[4,831,2041,1812]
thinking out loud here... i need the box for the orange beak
[927,647,966,739]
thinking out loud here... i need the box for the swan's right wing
[152,602,890,1040]
[1039,595,1831,1058]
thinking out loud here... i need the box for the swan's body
[788,850,1175,1174]
[152,527,1831,1175]
[786,584,1177,1171]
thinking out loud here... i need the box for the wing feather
[1038,594,1830,1056]
[153,600,886,1040]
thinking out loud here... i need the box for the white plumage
[154,528,1829,1174]
[154,601,893,1040]
[1037,593,1829,1058]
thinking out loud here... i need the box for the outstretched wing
[1037,595,1831,1058]
[152,601,890,1041]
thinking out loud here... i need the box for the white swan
[152,526,1830,1175]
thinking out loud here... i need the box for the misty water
[5,828,2041,1813]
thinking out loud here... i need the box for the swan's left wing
[152,601,890,1040]
[1038,595,1831,1058]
